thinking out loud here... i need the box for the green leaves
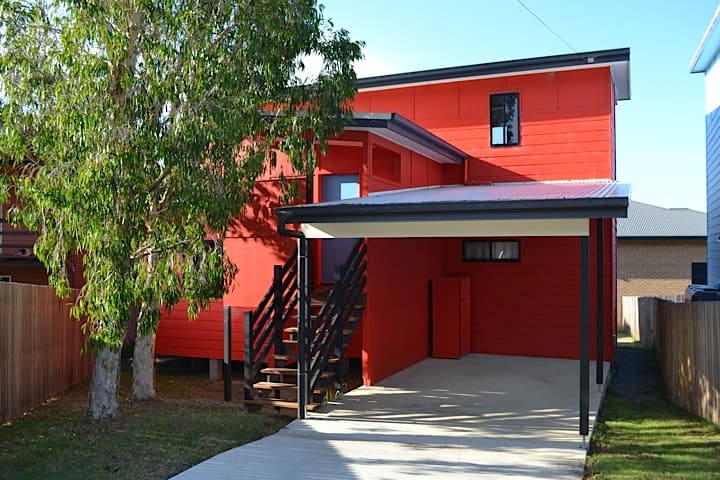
[0,0,362,348]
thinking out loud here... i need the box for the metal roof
[617,201,707,238]
[277,180,630,226]
[345,113,468,164]
[690,5,720,73]
[358,48,631,101]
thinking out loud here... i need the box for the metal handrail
[307,240,367,397]
[244,249,298,401]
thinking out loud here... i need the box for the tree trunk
[131,332,156,400]
[88,346,121,419]
[132,244,159,401]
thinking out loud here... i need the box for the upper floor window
[490,93,519,147]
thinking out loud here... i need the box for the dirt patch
[608,345,664,402]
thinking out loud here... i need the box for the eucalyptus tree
[0,0,361,418]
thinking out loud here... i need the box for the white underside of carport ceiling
[300,218,590,238]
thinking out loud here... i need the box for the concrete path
[173,354,609,480]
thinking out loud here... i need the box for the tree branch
[131,238,193,261]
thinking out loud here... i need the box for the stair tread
[309,299,366,307]
[287,310,364,322]
[253,381,297,390]
[285,326,355,335]
[251,383,328,395]
[261,367,297,375]
[273,354,296,361]
[243,398,320,411]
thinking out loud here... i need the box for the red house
[154,48,631,434]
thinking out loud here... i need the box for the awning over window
[276,180,630,239]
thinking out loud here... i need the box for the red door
[460,278,471,356]
[432,277,471,359]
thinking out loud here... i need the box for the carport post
[297,237,309,420]
[580,236,590,439]
[596,219,604,386]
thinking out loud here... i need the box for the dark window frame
[490,92,520,147]
[463,239,521,262]
[691,262,708,285]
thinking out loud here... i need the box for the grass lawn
[0,368,290,480]
[585,343,720,479]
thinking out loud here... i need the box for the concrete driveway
[173,354,609,480]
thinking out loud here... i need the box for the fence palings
[655,299,720,425]
[0,283,92,423]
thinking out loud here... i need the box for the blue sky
[322,0,717,212]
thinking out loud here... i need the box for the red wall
[363,238,444,385]
[433,224,614,362]
[361,228,613,386]
[156,177,296,359]
[354,68,616,184]
[223,178,298,308]
[156,300,249,360]
[362,227,614,385]
[365,133,458,193]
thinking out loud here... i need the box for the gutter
[276,196,630,225]
[357,48,630,90]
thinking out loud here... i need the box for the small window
[691,262,707,285]
[0,275,11,282]
[463,240,520,262]
[490,93,519,146]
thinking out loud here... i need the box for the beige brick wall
[617,238,706,323]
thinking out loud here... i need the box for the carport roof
[277,180,631,226]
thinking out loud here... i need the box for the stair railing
[306,239,367,400]
[244,249,298,402]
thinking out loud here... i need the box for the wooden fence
[620,294,684,347]
[626,295,720,425]
[0,282,93,423]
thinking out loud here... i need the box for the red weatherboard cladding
[365,133,452,192]
[156,299,250,360]
[353,68,615,183]
[223,178,297,308]
[361,226,614,384]
[363,238,444,385]
[155,177,296,360]
[436,228,614,362]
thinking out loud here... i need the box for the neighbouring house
[156,47,631,435]
[616,200,707,325]
[690,4,720,288]
[0,204,48,285]
[0,202,85,288]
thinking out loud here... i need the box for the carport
[276,180,630,437]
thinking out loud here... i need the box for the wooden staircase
[243,240,367,414]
